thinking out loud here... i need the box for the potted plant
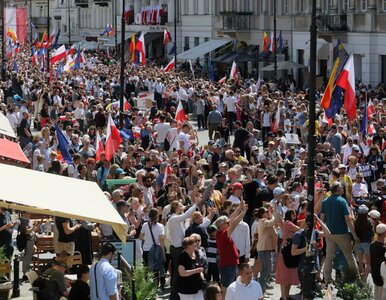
[123,264,158,300]
[335,269,372,300]
[0,247,12,300]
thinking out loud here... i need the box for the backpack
[281,230,305,269]
[32,277,59,300]
[16,228,28,252]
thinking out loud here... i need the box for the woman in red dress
[276,209,300,300]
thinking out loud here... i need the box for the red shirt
[216,228,239,268]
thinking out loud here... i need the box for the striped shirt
[206,238,218,264]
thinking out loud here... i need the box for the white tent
[0,164,127,242]
[0,113,16,139]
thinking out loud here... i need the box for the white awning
[177,39,233,61]
[0,164,127,243]
[0,113,16,139]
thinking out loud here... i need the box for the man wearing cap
[229,182,244,205]
[370,223,386,300]
[42,260,69,299]
[321,182,359,284]
[214,172,227,192]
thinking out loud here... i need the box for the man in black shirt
[0,208,14,259]
[68,264,90,300]
[18,111,32,149]
[209,144,222,175]
[256,175,278,208]
[214,172,227,192]
[370,223,386,299]
[55,217,81,254]
[233,121,251,156]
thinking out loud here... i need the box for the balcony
[317,14,347,32]
[219,11,252,31]
[94,0,110,6]
[31,17,50,28]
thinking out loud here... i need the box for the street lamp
[119,0,125,129]
[303,0,317,298]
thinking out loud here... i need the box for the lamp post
[1,0,5,81]
[303,0,317,298]
[119,0,125,129]
[273,0,277,79]
[67,0,71,45]
[174,0,177,70]
[47,0,50,84]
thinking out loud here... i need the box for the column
[349,0,355,11]
[331,0,338,13]
[167,0,174,23]
[368,0,376,11]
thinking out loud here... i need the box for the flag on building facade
[4,8,27,44]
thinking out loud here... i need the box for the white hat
[369,210,381,219]
[357,204,369,214]
[273,187,285,196]
[376,223,386,234]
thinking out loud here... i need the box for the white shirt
[166,204,197,247]
[230,221,250,258]
[178,132,190,153]
[140,222,164,251]
[352,182,368,198]
[381,262,386,288]
[228,195,241,205]
[225,96,237,112]
[178,87,188,102]
[168,128,179,151]
[225,276,263,300]
[154,122,171,143]
[67,163,79,178]
[73,108,85,120]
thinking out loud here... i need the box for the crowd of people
[2,44,386,300]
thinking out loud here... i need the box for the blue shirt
[89,258,118,300]
[321,194,350,234]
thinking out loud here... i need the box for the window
[204,0,210,14]
[195,37,200,47]
[297,0,305,12]
[361,0,367,11]
[194,0,198,14]
[383,0,386,11]
[282,0,288,15]
[342,0,349,12]
[184,0,189,15]
[260,0,264,14]
[184,37,190,51]
[204,37,209,42]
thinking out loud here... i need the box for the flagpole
[119,0,126,129]
[273,0,277,79]
[29,0,33,43]
[46,0,50,84]
[303,0,317,298]
[67,0,71,45]
[1,0,5,81]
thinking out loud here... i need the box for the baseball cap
[376,223,386,234]
[232,182,243,190]
[213,143,222,149]
[251,145,259,152]
[215,172,226,178]
[357,204,369,214]
[338,164,346,169]
[273,187,285,196]
[208,140,215,145]
[299,148,306,154]
[352,145,360,151]
[369,210,381,219]
[207,225,217,235]
[115,168,126,175]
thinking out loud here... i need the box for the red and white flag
[271,106,281,132]
[269,32,275,53]
[367,100,375,120]
[135,32,146,65]
[4,8,27,44]
[163,163,173,186]
[95,131,104,162]
[175,101,187,125]
[336,54,356,121]
[163,57,175,72]
[163,29,171,45]
[218,76,227,85]
[105,114,123,162]
[367,123,376,135]
[322,110,332,127]
[229,61,238,81]
[50,45,67,64]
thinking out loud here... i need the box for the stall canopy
[177,39,233,61]
[260,60,308,71]
[0,113,16,139]
[0,138,30,166]
[0,164,127,242]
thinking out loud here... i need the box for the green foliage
[123,264,158,300]
[335,269,372,300]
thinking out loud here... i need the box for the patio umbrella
[261,60,308,71]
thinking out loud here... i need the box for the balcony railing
[31,17,50,27]
[219,11,252,31]
[318,14,347,32]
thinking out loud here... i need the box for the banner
[137,92,154,110]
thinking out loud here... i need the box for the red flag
[336,54,356,121]
[95,131,104,162]
[135,33,146,65]
[322,110,332,127]
[163,29,171,45]
[163,57,175,72]
[367,123,376,135]
[218,76,227,84]
[269,32,275,53]
[105,114,122,161]
[229,61,238,81]
[262,31,269,52]
[367,100,375,120]
[175,101,186,125]
[163,163,172,186]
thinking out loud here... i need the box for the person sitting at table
[43,250,71,273]
[42,260,69,299]
[68,264,90,300]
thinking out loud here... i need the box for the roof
[0,163,127,242]
[0,138,30,165]
[0,113,16,139]
[177,39,233,61]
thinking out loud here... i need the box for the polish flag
[218,76,227,85]
[367,100,375,120]
[175,101,187,125]
[95,131,104,162]
[67,45,76,56]
[163,57,175,72]
[163,163,173,186]
[105,114,123,162]
[163,29,171,45]
[336,54,356,121]
[269,32,275,53]
[31,48,38,66]
[229,61,238,81]
[271,106,281,132]
[322,110,332,127]
[4,8,27,44]
[50,45,67,64]
[367,123,376,135]
[135,32,146,65]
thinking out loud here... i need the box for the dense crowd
[2,46,386,300]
